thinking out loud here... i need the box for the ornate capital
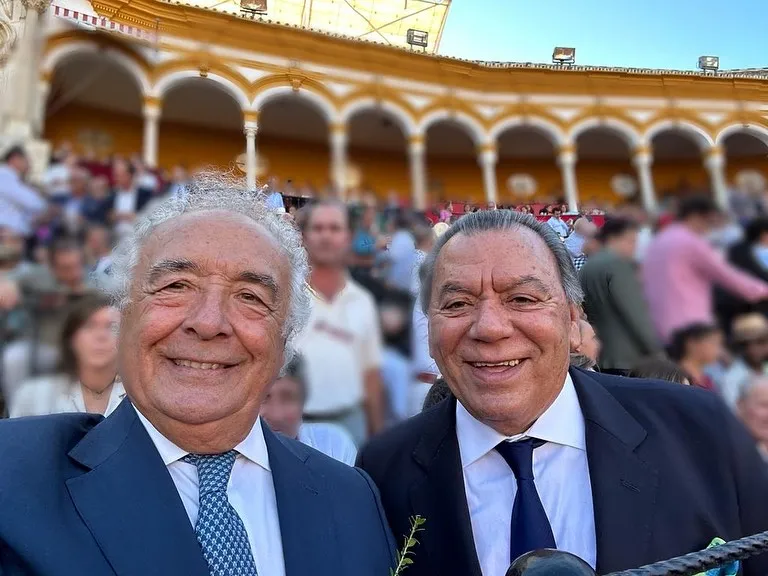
[22,0,52,13]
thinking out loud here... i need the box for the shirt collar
[132,404,271,471]
[456,372,586,469]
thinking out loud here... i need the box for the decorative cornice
[84,0,768,101]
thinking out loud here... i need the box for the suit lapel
[409,398,482,576]
[571,369,659,574]
[66,399,209,576]
[263,422,341,576]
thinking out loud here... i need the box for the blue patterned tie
[495,438,557,562]
[183,451,258,576]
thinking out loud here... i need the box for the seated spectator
[667,323,723,391]
[629,357,692,385]
[80,175,112,225]
[736,377,768,462]
[260,355,357,466]
[720,313,768,410]
[10,294,123,417]
[2,237,97,402]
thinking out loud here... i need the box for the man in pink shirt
[643,196,768,344]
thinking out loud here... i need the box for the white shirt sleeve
[298,423,358,466]
[0,167,47,213]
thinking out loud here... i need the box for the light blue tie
[183,451,258,576]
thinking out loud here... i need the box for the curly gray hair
[102,171,311,368]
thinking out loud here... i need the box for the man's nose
[469,299,509,343]
[182,288,233,340]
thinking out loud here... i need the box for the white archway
[715,123,768,148]
[41,41,151,95]
[568,117,643,150]
[644,119,714,151]
[339,98,417,136]
[488,116,567,147]
[252,85,337,124]
[152,69,251,111]
[417,109,486,145]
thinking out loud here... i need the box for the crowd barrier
[506,530,768,575]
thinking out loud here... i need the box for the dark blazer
[0,400,396,575]
[579,249,661,370]
[106,187,154,216]
[715,240,768,338]
[358,369,768,576]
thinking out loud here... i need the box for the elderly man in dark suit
[0,173,396,576]
[578,217,661,375]
[358,210,768,576]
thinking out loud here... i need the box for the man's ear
[568,304,582,353]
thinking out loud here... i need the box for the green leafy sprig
[390,515,427,576]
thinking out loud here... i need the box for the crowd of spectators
[1,142,768,465]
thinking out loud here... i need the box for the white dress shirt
[456,373,596,575]
[134,408,287,576]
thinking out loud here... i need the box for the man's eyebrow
[438,282,474,300]
[512,275,553,295]
[146,259,201,285]
[236,271,279,299]
[437,276,552,299]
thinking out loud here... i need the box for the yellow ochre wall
[45,104,768,204]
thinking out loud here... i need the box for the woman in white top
[11,294,124,418]
[260,354,357,466]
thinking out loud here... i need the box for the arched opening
[575,127,635,207]
[425,119,481,205]
[159,78,244,172]
[651,128,709,200]
[722,131,768,190]
[44,51,143,161]
[257,94,330,193]
[496,125,559,208]
[347,108,408,202]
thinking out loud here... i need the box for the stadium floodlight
[407,29,429,50]
[698,55,720,73]
[552,47,576,65]
[240,0,267,16]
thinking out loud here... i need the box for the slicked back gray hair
[102,171,311,369]
[419,210,584,314]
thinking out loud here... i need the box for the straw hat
[731,313,768,344]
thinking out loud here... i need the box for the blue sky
[438,0,766,71]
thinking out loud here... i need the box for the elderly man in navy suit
[358,210,768,576]
[0,173,396,576]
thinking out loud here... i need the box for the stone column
[408,134,427,211]
[3,0,52,138]
[478,144,498,205]
[329,123,348,198]
[244,115,258,192]
[142,97,161,169]
[704,146,729,211]
[632,146,657,214]
[33,74,50,136]
[557,145,579,213]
